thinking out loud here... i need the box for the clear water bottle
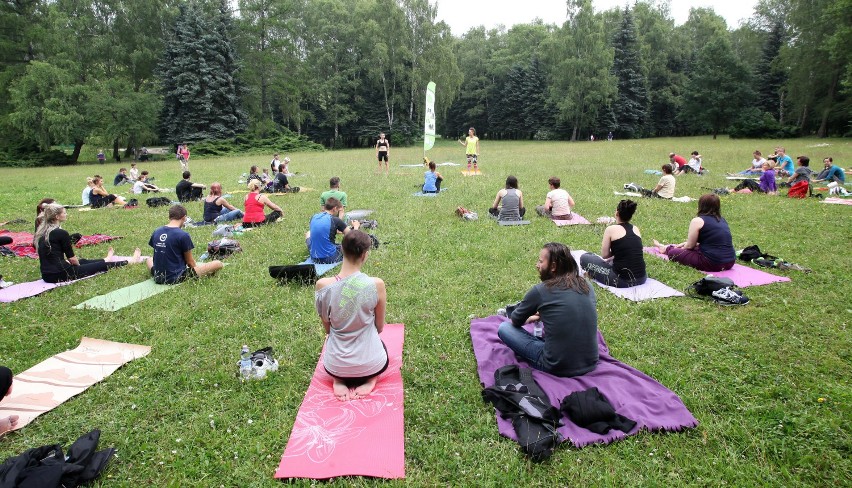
[533,322,543,339]
[239,345,252,381]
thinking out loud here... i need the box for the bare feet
[352,376,378,399]
[105,247,115,260]
[652,239,667,252]
[0,415,19,435]
[131,247,142,264]
[332,379,350,401]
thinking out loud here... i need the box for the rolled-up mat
[0,337,151,431]
[470,316,697,448]
[73,278,176,311]
[643,247,791,287]
[553,213,591,226]
[275,323,405,479]
[571,250,684,302]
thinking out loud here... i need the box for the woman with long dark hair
[653,193,736,272]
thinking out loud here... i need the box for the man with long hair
[497,242,599,377]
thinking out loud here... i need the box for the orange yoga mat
[275,323,405,480]
[0,337,151,431]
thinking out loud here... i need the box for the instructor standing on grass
[460,127,480,174]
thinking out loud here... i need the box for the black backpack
[146,197,171,207]
[268,264,318,284]
[734,179,761,192]
[686,276,735,297]
[737,245,777,262]
[482,365,563,462]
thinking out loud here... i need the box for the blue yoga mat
[299,259,342,276]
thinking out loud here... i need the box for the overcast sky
[434,0,758,36]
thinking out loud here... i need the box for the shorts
[377,151,388,162]
[153,266,197,285]
[324,342,389,387]
[466,154,478,163]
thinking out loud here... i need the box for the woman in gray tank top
[489,175,526,221]
[315,230,388,401]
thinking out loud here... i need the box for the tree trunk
[71,140,84,163]
[112,139,120,161]
[817,70,839,138]
[571,124,578,141]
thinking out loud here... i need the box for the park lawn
[0,136,849,486]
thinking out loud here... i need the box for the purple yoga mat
[553,213,590,226]
[0,275,100,303]
[643,247,790,287]
[470,316,698,448]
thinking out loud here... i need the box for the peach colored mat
[0,337,151,431]
[275,323,405,480]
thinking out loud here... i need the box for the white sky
[434,0,758,36]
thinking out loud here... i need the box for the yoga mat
[299,258,342,277]
[0,275,101,303]
[346,209,375,220]
[8,245,38,259]
[437,162,460,166]
[554,213,591,226]
[412,190,444,197]
[613,191,642,197]
[75,234,122,248]
[571,250,684,302]
[0,231,33,247]
[821,197,852,206]
[275,323,405,480]
[643,247,791,287]
[470,316,697,448]
[461,170,483,176]
[73,278,176,311]
[0,337,151,431]
[498,220,531,226]
[725,176,759,180]
[399,164,425,167]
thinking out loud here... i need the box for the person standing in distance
[375,133,390,174]
[459,127,480,174]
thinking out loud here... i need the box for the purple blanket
[470,316,697,447]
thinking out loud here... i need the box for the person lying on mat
[316,230,388,401]
[422,161,443,193]
[652,193,736,272]
[489,175,525,221]
[306,198,360,264]
[535,176,574,219]
[90,176,127,208]
[176,171,206,202]
[0,366,19,435]
[36,204,142,283]
[580,199,647,288]
[242,180,282,228]
[497,242,598,378]
[147,205,223,284]
[203,183,243,223]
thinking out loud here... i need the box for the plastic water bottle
[533,322,543,339]
[239,345,252,381]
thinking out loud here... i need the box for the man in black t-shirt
[176,171,206,202]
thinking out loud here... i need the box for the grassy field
[0,136,849,486]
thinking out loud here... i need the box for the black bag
[268,264,318,284]
[737,245,777,262]
[686,276,735,297]
[124,198,138,208]
[368,233,380,249]
[207,239,242,257]
[146,197,171,207]
[482,365,563,462]
[734,179,761,192]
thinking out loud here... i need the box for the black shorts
[377,151,388,162]
[324,341,389,387]
[153,266,197,285]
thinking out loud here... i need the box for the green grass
[0,136,850,486]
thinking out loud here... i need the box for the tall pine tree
[756,22,785,122]
[158,1,247,144]
[610,7,649,139]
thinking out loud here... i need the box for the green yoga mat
[73,278,176,311]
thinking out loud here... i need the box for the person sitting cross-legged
[535,176,574,220]
[580,199,647,288]
[132,171,160,194]
[242,180,282,227]
[497,242,599,378]
[176,171,206,202]
[203,182,243,223]
[306,197,360,264]
[316,230,389,401]
[489,175,526,221]
[147,205,222,284]
[652,193,736,272]
[422,161,443,193]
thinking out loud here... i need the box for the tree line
[0,0,848,165]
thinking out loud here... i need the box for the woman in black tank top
[580,199,647,287]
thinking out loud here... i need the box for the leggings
[242,210,282,228]
[580,252,647,288]
[42,258,128,284]
[665,245,734,272]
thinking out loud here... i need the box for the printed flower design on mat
[285,409,365,463]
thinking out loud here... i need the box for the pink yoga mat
[554,213,590,226]
[821,197,852,205]
[0,274,100,303]
[571,250,684,301]
[643,247,790,287]
[275,323,405,480]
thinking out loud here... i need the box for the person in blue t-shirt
[147,205,223,284]
[774,147,795,177]
[305,198,360,264]
[814,157,846,184]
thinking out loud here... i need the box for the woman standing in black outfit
[580,199,647,288]
[35,204,141,283]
